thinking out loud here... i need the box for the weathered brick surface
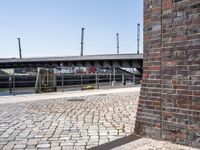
[135,0,200,148]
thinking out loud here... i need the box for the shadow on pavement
[88,134,141,150]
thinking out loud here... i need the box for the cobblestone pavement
[0,92,139,150]
[112,138,199,150]
[0,90,197,150]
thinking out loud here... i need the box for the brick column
[135,0,200,148]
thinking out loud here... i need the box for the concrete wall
[135,0,200,148]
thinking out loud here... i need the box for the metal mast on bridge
[116,33,119,54]
[80,28,85,56]
[137,23,140,54]
[17,38,22,59]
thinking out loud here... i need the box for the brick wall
[135,0,200,148]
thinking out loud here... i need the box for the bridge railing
[0,73,141,96]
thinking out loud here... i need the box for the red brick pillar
[135,0,200,148]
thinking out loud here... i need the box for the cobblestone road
[112,138,199,150]
[0,92,139,150]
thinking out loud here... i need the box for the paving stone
[73,145,85,150]
[26,145,36,149]
[60,142,74,146]
[50,147,61,150]
[14,144,26,149]
[2,142,15,150]
[62,146,74,150]
[27,139,38,145]
[37,144,50,148]
[111,138,199,150]
[50,142,60,147]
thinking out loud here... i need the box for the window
[173,0,183,3]
[190,3,200,9]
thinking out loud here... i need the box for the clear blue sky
[0,0,143,58]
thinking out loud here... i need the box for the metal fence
[0,73,141,96]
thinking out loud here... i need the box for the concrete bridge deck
[0,54,143,68]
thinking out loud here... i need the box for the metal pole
[122,74,124,86]
[53,69,56,92]
[39,74,42,93]
[114,67,116,82]
[98,74,99,89]
[95,74,99,89]
[81,74,83,89]
[133,74,135,86]
[17,38,22,59]
[35,67,40,93]
[62,73,64,92]
[95,74,97,89]
[110,74,112,87]
[9,75,12,94]
[112,67,115,86]
[81,28,85,56]
[13,74,15,95]
[116,33,119,54]
[137,24,140,54]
